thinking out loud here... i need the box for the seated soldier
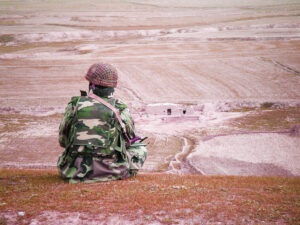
[57,63,147,183]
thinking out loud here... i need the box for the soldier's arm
[116,99,136,139]
[121,107,136,138]
[58,96,79,147]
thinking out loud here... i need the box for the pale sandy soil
[0,0,300,223]
[188,133,300,176]
[0,210,237,225]
[1,0,299,173]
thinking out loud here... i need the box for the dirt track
[0,0,300,176]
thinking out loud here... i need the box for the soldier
[57,63,147,183]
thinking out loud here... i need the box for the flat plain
[0,0,300,224]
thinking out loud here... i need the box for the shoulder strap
[88,92,131,144]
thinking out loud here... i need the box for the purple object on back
[130,136,141,144]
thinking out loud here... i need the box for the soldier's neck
[90,87,114,98]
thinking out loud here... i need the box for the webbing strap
[88,92,130,143]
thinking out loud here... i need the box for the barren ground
[0,0,300,224]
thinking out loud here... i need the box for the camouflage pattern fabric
[58,94,147,183]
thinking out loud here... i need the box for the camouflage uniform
[58,93,147,183]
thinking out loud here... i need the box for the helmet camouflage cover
[85,63,118,88]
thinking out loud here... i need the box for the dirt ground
[1,0,300,224]
[0,0,300,176]
[1,0,300,176]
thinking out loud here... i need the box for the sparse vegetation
[231,106,256,112]
[0,20,16,26]
[0,216,7,225]
[78,50,92,55]
[229,107,300,131]
[1,0,300,223]
[260,102,275,109]
[0,112,62,135]
[45,23,100,30]
[0,35,14,44]
[0,169,299,224]
[0,41,83,54]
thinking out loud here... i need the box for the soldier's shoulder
[69,95,94,105]
[70,96,81,104]
[114,98,128,111]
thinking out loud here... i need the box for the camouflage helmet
[85,63,118,88]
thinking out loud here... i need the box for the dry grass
[0,169,299,224]
[0,35,14,44]
[229,107,300,132]
[0,20,16,26]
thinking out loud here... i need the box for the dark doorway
[167,108,172,115]
[183,109,186,114]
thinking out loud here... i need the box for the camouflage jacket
[59,95,136,155]
[57,92,148,183]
